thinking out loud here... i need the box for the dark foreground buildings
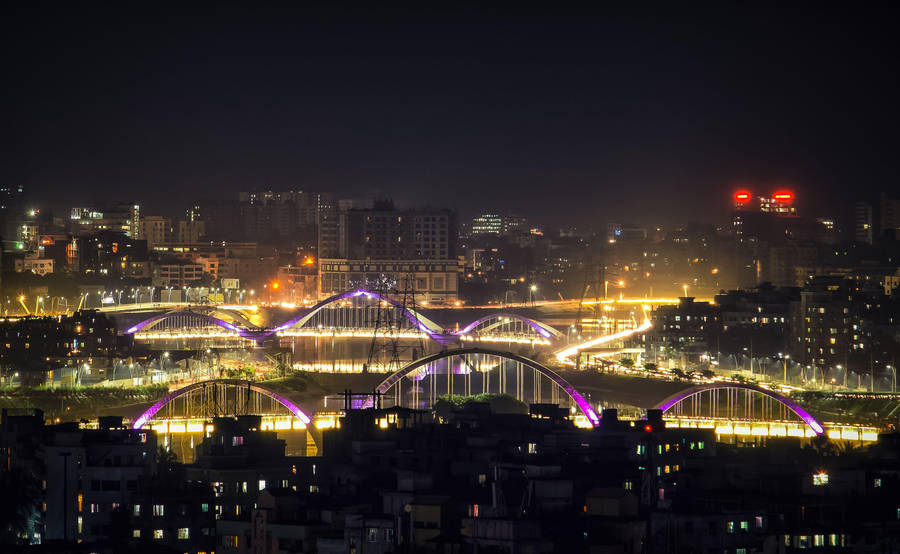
[2,404,900,552]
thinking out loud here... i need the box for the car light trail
[556,319,652,364]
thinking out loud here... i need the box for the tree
[0,466,41,544]
[619,358,635,369]
[643,362,657,372]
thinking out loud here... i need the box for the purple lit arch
[373,347,600,426]
[272,289,446,340]
[454,312,561,340]
[124,309,261,339]
[655,382,825,435]
[131,379,312,430]
[123,289,564,345]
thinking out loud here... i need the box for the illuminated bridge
[654,382,879,443]
[364,347,599,426]
[124,289,563,348]
[129,347,600,433]
[126,360,879,457]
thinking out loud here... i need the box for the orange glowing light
[734,190,751,201]
[270,281,281,290]
[302,256,315,265]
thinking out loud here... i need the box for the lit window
[153,529,164,539]
[367,527,379,542]
[153,504,165,516]
[813,472,829,486]
[258,479,266,491]
[132,529,141,538]
[133,504,141,516]
[177,527,190,539]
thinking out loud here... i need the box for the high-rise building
[607,223,647,244]
[70,204,140,237]
[317,200,459,302]
[471,213,502,235]
[341,202,456,260]
[470,213,528,237]
[238,189,323,243]
[139,215,172,248]
[854,202,873,244]
[0,185,26,246]
[317,195,351,258]
[176,219,205,243]
[731,190,800,242]
[880,192,900,239]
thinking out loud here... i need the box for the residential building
[855,201,874,244]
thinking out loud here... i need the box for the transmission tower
[364,273,425,374]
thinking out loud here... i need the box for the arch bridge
[654,382,877,442]
[125,289,564,347]
[368,346,599,426]
[132,378,311,431]
[125,307,262,343]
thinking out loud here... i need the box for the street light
[781,353,790,384]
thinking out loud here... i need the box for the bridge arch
[655,382,825,435]
[124,309,260,338]
[272,289,445,339]
[131,379,312,429]
[374,347,600,426]
[454,313,562,340]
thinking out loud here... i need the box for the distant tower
[854,202,874,244]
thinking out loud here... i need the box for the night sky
[3,5,898,230]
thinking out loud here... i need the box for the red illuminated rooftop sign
[773,191,794,201]
[734,190,751,202]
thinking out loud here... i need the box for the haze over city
[5,5,899,228]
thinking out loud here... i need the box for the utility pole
[870,352,875,393]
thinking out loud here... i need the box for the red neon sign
[734,190,751,202]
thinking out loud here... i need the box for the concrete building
[152,260,204,287]
[139,215,172,249]
[43,417,158,542]
[318,259,459,303]
[854,201,874,244]
[880,192,900,239]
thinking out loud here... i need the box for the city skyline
[3,6,900,551]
